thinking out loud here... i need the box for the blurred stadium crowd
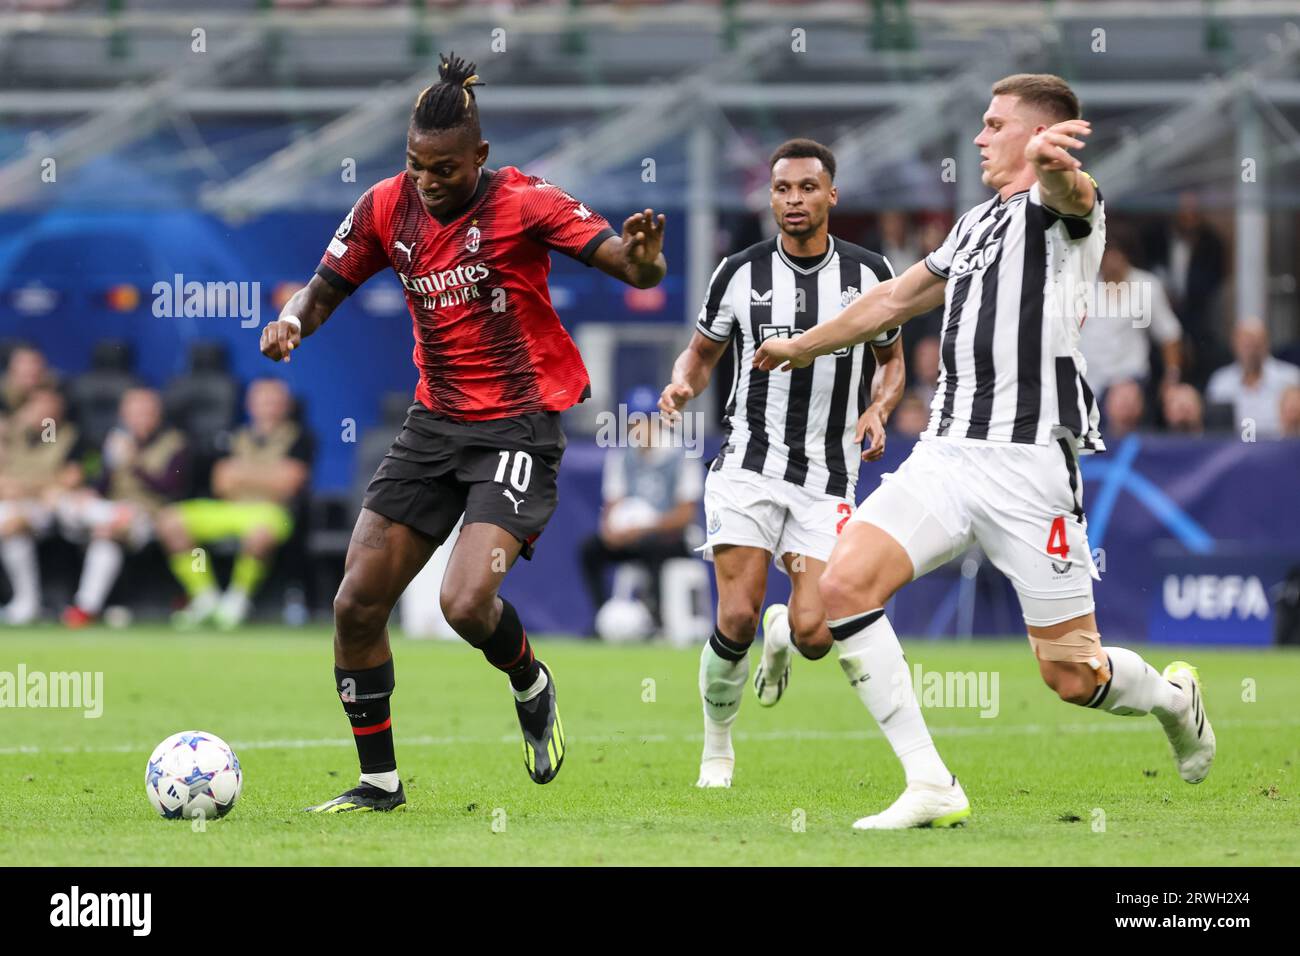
[866,200,1300,442]
[3,0,817,10]
[3,195,1299,631]
[3,0,1299,637]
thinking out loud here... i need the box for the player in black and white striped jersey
[757,75,1215,830]
[660,139,914,790]
[694,232,898,498]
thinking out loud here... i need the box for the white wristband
[280,315,301,331]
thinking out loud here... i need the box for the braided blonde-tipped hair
[411,52,483,137]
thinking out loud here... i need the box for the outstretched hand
[622,208,666,267]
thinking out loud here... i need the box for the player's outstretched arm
[590,208,667,289]
[1026,119,1095,217]
[660,331,728,421]
[754,259,945,371]
[856,335,906,462]
[259,274,349,364]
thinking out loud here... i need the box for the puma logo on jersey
[573,203,592,220]
[502,489,525,514]
[951,239,1002,276]
[393,240,416,263]
[750,289,773,307]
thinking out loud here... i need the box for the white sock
[1088,646,1185,718]
[75,538,124,614]
[0,535,40,610]
[512,666,548,703]
[831,609,952,788]
[700,635,749,761]
[359,771,400,793]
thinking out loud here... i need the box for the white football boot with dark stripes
[753,604,791,707]
[1158,661,1216,784]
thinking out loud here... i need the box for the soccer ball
[145,731,242,820]
[595,596,655,643]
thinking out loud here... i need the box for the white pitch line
[1,717,1295,758]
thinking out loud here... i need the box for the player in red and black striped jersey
[260,53,666,813]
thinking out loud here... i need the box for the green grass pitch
[1,626,1296,866]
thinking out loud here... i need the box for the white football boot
[1158,661,1216,784]
[695,756,735,789]
[852,776,971,830]
[2,599,40,626]
[753,604,792,707]
[170,588,221,630]
[213,589,251,631]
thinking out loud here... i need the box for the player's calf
[715,601,760,646]
[790,610,832,660]
[1026,620,1214,775]
[440,587,500,643]
[1027,623,1178,717]
[1037,659,1102,705]
[333,581,395,656]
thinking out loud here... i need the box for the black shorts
[362,405,566,560]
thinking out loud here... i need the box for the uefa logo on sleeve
[335,208,354,240]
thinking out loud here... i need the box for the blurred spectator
[1162,384,1205,436]
[907,217,949,340]
[890,392,931,438]
[0,388,85,624]
[1103,379,1145,439]
[909,335,940,409]
[58,388,189,628]
[1279,385,1300,438]
[156,379,314,630]
[1144,193,1227,384]
[1,346,59,416]
[581,387,702,633]
[875,210,920,272]
[1206,319,1300,438]
[1079,229,1183,397]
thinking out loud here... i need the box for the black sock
[473,598,540,692]
[828,608,884,642]
[335,658,396,775]
[709,627,749,662]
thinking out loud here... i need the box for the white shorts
[0,499,54,535]
[850,436,1099,626]
[700,466,853,574]
[57,496,155,550]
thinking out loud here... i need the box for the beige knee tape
[1028,629,1110,684]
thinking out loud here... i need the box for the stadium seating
[66,340,139,450]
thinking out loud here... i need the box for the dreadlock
[411,52,483,139]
